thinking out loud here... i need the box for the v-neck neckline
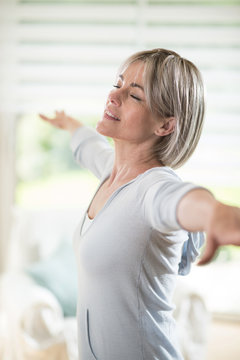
[80,172,137,236]
[79,166,171,236]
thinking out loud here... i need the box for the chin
[96,121,111,137]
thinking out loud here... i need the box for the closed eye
[112,85,142,101]
[131,94,141,101]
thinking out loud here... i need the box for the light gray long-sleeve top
[71,126,204,360]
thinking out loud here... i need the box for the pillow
[26,241,77,317]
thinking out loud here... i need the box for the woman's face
[96,61,161,145]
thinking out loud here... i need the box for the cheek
[125,109,151,132]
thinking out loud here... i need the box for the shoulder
[132,167,183,212]
[137,167,182,192]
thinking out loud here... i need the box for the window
[13,0,240,209]
[1,0,240,316]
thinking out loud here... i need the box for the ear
[154,117,176,137]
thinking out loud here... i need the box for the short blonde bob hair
[119,48,205,169]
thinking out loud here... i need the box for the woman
[40,48,240,360]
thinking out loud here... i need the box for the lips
[104,109,120,121]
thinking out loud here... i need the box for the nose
[108,89,121,107]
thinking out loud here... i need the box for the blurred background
[0,0,240,359]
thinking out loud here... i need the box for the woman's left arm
[177,189,240,265]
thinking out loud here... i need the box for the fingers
[38,110,81,132]
[39,111,64,125]
[55,110,66,117]
[38,112,60,129]
[39,113,49,120]
[39,110,65,120]
[197,235,219,266]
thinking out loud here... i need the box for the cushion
[26,241,77,317]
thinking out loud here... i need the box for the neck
[107,139,161,186]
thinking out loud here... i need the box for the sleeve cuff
[70,125,109,155]
[174,185,211,230]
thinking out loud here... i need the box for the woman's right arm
[39,110,83,134]
[39,110,114,179]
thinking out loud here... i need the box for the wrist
[67,116,83,134]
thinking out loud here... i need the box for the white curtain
[0,0,16,272]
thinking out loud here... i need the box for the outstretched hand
[198,202,240,265]
[39,110,83,134]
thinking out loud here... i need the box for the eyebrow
[119,74,144,92]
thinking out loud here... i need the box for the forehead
[118,61,145,84]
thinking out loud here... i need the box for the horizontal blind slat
[145,27,240,46]
[17,26,240,47]
[147,5,240,24]
[17,24,137,42]
[16,45,240,70]
[17,4,240,25]
[17,4,136,22]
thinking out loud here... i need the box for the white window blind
[5,0,240,187]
